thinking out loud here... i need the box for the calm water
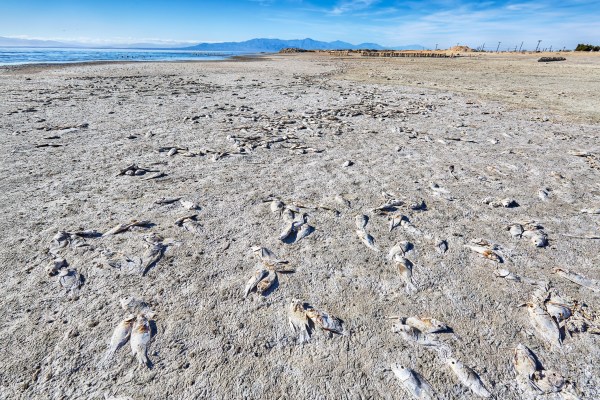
[0,47,242,65]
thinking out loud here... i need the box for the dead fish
[484,197,518,208]
[395,256,417,294]
[538,189,550,202]
[436,240,448,254]
[494,268,521,282]
[130,315,151,366]
[167,147,177,156]
[244,268,268,298]
[140,242,165,275]
[120,297,154,318]
[305,307,344,335]
[142,172,165,180]
[522,230,548,247]
[545,291,572,323]
[513,344,538,381]
[58,268,82,298]
[182,219,202,234]
[256,270,277,295]
[355,229,379,252]
[51,231,71,249]
[526,303,562,348]
[446,358,491,398]
[288,299,311,343]
[279,221,295,241]
[506,224,524,238]
[117,164,138,176]
[391,364,436,400]
[46,257,67,276]
[154,197,181,205]
[251,246,289,269]
[174,214,197,226]
[388,213,404,232]
[371,204,400,215]
[104,315,135,361]
[270,200,284,214]
[405,316,449,333]
[355,214,368,230]
[281,208,295,223]
[180,200,199,210]
[388,241,412,260]
[545,301,571,323]
[391,323,446,350]
[410,199,427,211]
[580,208,600,215]
[533,370,566,394]
[553,268,600,293]
[103,220,150,236]
[295,222,313,242]
[400,219,424,237]
[464,244,502,262]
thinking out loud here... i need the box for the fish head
[428,318,448,331]
[390,364,410,379]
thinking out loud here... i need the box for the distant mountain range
[182,38,423,51]
[0,36,423,51]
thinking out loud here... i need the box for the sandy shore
[1,52,599,399]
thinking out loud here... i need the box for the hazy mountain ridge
[183,38,423,51]
[0,36,422,51]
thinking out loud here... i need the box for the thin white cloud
[330,0,379,15]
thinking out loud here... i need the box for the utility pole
[481,43,485,52]
[549,45,552,52]
[535,40,541,52]
[519,41,523,52]
[435,44,438,50]
[514,45,517,52]
[496,41,501,52]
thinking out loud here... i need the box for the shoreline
[0,52,268,72]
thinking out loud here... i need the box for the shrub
[575,43,600,51]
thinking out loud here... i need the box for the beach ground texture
[1,52,599,399]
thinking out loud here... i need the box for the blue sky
[1,0,598,49]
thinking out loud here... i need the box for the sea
[0,47,242,66]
